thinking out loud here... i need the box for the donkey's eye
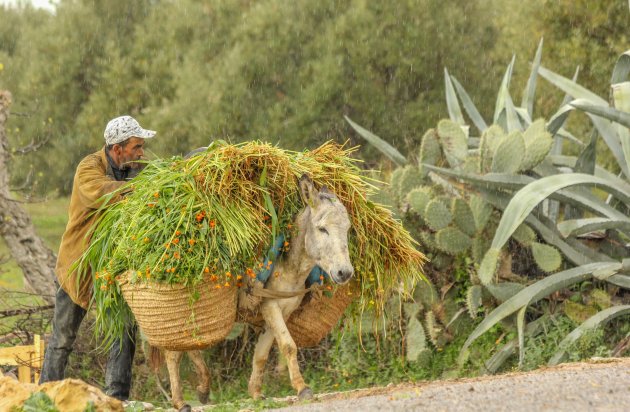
[318,227,329,235]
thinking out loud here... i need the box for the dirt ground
[264,357,630,412]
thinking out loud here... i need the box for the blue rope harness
[255,234,330,287]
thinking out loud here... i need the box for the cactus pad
[437,119,468,169]
[520,118,553,171]
[512,223,536,246]
[435,227,472,255]
[491,131,525,173]
[452,198,477,236]
[469,194,493,232]
[466,285,483,319]
[399,166,425,199]
[531,242,562,273]
[407,187,433,215]
[478,247,501,285]
[424,199,453,231]
[418,128,442,167]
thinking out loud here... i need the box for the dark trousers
[39,282,137,401]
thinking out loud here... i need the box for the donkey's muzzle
[332,268,354,285]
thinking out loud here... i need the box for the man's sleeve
[75,157,126,209]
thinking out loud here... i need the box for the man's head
[104,115,156,169]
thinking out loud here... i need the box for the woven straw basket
[286,283,356,348]
[120,274,237,351]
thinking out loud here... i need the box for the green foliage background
[0,0,515,194]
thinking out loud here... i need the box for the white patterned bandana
[104,115,156,145]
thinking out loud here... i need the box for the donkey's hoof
[197,389,209,404]
[298,387,313,400]
[178,405,192,412]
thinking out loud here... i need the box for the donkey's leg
[261,302,312,399]
[164,350,189,411]
[188,350,210,404]
[248,328,275,399]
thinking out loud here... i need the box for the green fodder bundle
[78,141,426,347]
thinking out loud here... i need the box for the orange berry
[204,267,210,273]
[176,230,182,236]
[209,220,216,228]
[173,238,180,244]
[224,282,230,287]
[236,275,243,280]
[188,239,196,246]
[153,192,159,198]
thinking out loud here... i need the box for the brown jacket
[56,148,127,309]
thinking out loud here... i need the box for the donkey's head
[298,174,354,284]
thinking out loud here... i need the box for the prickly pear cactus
[520,119,553,171]
[418,128,442,170]
[491,131,525,173]
[424,199,453,231]
[531,242,562,273]
[437,119,468,169]
[435,227,472,255]
[452,198,477,236]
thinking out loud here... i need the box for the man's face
[114,137,145,169]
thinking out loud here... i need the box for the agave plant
[347,39,630,370]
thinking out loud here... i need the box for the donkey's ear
[298,174,317,206]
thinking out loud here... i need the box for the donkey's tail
[148,344,164,372]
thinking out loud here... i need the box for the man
[39,116,156,401]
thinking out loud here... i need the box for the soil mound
[0,375,123,411]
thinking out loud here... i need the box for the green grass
[0,196,69,291]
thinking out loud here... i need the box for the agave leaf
[548,305,630,366]
[424,165,630,226]
[514,107,533,128]
[516,306,527,368]
[478,188,604,266]
[573,129,598,175]
[538,66,628,177]
[494,55,516,124]
[458,262,619,365]
[610,82,630,178]
[444,68,466,126]
[521,38,544,119]
[557,217,630,238]
[451,75,488,133]
[570,100,630,129]
[570,99,630,174]
[611,50,630,84]
[482,314,547,375]
[550,155,630,195]
[550,66,582,161]
[484,282,526,302]
[505,90,523,132]
[344,116,407,166]
[487,173,630,252]
[607,274,630,289]
[538,66,607,105]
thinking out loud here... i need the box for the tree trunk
[0,91,56,303]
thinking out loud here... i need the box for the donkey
[157,174,354,411]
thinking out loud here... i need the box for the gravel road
[271,358,630,412]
